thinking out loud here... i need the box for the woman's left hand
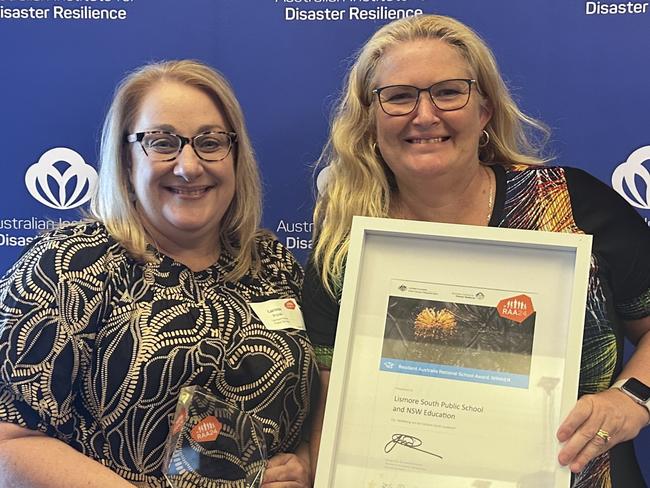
[556,387,649,473]
[261,452,311,488]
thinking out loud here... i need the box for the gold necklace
[484,165,495,226]
[392,167,495,225]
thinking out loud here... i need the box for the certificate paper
[314,217,592,488]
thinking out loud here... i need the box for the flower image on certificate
[380,281,537,388]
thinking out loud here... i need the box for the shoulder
[501,163,644,223]
[302,253,340,348]
[497,164,571,212]
[1,220,125,286]
[558,167,647,226]
[253,231,304,284]
[501,164,615,202]
[552,168,650,305]
[503,163,602,185]
[35,220,121,262]
[502,163,567,180]
[25,220,113,250]
[0,221,124,357]
[255,231,302,269]
[243,232,305,301]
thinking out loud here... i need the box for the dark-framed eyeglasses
[372,79,476,116]
[126,130,238,162]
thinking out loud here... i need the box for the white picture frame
[314,216,593,488]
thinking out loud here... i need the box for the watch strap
[610,378,650,424]
[611,378,631,392]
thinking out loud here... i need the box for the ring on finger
[595,429,611,443]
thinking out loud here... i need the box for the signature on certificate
[384,433,443,459]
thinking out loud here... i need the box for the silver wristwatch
[610,378,650,422]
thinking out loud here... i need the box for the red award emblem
[497,294,534,324]
[190,416,223,443]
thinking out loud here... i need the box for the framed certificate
[314,216,592,488]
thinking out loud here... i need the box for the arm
[257,240,315,488]
[0,228,131,487]
[556,167,650,472]
[260,369,330,488]
[557,317,650,472]
[300,254,340,485]
[308,369,329,482]
[0,422,135,488]
[294,441,311,473]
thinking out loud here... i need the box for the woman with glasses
[0,60,317,487]
[303,14,650,487]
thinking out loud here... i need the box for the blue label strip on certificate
[380,358,530,389]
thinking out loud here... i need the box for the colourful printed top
[0,221,318,487]
[303,165,650,488]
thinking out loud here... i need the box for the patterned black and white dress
[0,221,318,487]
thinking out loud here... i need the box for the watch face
[623,378,650,402]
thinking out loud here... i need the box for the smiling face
[373,39,492,187]
[129,80,236,248]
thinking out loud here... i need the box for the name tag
[249,298,306,331]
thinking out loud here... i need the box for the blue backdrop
[1,0,649,480]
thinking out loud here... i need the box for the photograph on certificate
[380,290,536,388]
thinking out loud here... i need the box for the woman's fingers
[557,389,645,473]
[262,453,310,488]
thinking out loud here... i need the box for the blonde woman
[0,60,317,488]
[304,14,650,487]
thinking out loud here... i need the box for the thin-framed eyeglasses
[372,79,476,116]
[126,130,238,162]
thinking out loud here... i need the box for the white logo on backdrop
[25,147,98,210]
[612,145,650,210]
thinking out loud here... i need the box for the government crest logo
[25,147,98,210]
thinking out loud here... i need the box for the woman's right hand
[260,452,311,488]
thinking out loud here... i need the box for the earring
[479,129,490,148]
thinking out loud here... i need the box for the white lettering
[285,237,313,250]
[586,1,648,14]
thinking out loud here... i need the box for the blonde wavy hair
[90,60,263,280]
[314,14,550,296]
